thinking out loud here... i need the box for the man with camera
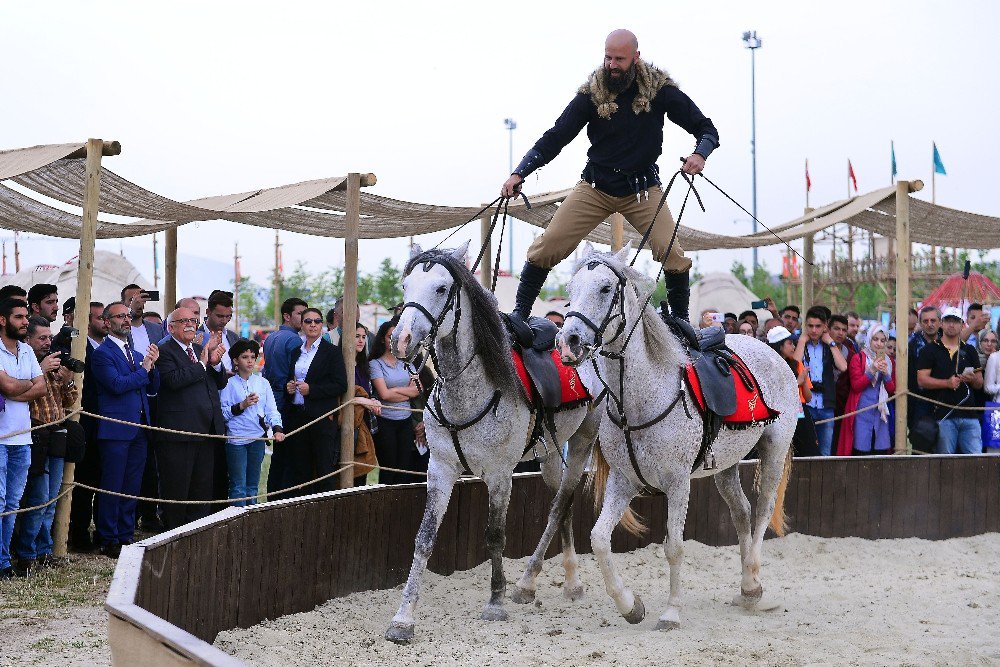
[12,317,80,572]
[916,307,983,454]
[122,284,164,358]
[91,302,160,557]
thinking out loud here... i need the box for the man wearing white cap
[916,307,984,454]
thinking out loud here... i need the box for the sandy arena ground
[216,533,999,667]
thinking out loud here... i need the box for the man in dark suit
[154,307,228,530]
[69,301,106,551]
[90,302,160,558]
[122,284,167,533]
[196,291,241,501]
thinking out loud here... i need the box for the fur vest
[578,60,677,119]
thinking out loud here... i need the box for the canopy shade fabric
[0,143,996,249]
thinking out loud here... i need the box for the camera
[51,326,79,353]
[58,351,86,374]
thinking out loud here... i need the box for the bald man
[501,29,719,337]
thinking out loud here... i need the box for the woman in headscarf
[836,324,896,456]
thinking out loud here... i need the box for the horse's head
[558,242,636,366]
[392,241,470,361]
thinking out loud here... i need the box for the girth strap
[427,388,502,475]
[606,390,687,496]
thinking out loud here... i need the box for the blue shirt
[262,325,304,411]
[0,341,43,445]
[220,373,282,445]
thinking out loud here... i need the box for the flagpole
[931,143,937,268]
[233,241,240,333]
[152,233,159,288]
[805,159,810,209]
[273,231,281,326]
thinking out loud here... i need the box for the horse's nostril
[567,334,581,347]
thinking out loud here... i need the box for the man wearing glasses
[90,302,160,557]
[153,307,228,530]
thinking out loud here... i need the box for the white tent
[481,271,569,318]
[689,272,770,328]
[0,249,154,312]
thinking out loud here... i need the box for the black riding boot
[661,269,699,350]
[513,261,550,319]
[664,270,691,322]
[507,261,550,347]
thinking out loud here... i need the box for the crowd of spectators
[0,284,430,579]
[703,298,999,457]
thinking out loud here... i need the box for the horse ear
[613,241,633,263]
[581,242,596,260]
[410,243,424,259]
[449,240,471,263]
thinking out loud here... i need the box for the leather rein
[567,257,695,496]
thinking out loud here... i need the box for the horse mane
[405,249,518,392]
[572,251,686,369]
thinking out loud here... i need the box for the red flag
[805,159,812,192]
[848,159,858,193]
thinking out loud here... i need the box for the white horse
[385,242,601,643]
[559,243,798,630]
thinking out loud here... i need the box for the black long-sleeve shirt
[530,84,719,195]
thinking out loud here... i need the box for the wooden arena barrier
[106,455,1000,665]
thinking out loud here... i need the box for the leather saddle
[502,315,563,409]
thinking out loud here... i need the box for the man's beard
[5,321,25,341]
[603,62,637,94]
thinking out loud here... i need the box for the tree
[370,257,403,309]
[731,259,777,300]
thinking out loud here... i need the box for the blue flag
[933,142,947,175]
[891,141,897,180]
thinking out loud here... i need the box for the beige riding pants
[526,181,692,273]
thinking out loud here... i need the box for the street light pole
[742,30,762,271]
[504,118,517,274]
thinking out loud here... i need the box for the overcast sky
[3,1,998,294]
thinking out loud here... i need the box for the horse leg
[512,416,594,603]
[713,464,756,603]
[655,468,691,631]
[591,468,644,624]
[480,470,513,621]
[741,431,790,609]
[385,459,461,644]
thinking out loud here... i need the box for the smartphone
[143,290,160,302]
[750,299,768,309]
[711,313,725,324]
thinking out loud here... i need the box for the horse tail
[768,448,793,537]
[589,445,647,537]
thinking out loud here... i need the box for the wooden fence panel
[127,456,1000,666]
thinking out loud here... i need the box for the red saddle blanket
[684,353,779,425]
[512,349,591,408]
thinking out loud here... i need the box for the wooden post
[610,212,625,252]
[894,180,913,454]
[53,138,109,556]
[339,173,361,489]
[164,227,177,311]
[801,208,815,313]
[273,231,281,325]
[480,206,492,289]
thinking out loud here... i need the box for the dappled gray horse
[385,242,600,643]
[559,244,798,630]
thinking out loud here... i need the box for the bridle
[564,259,629,355]
[398,258,466,379]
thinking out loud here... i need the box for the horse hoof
[655,619,680,631]
[511,587,536,604]
[741,585,763,600]
[563,584,585,602]
[623,595,645,624]
[480,606,509,622]
[384,622,415,644]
